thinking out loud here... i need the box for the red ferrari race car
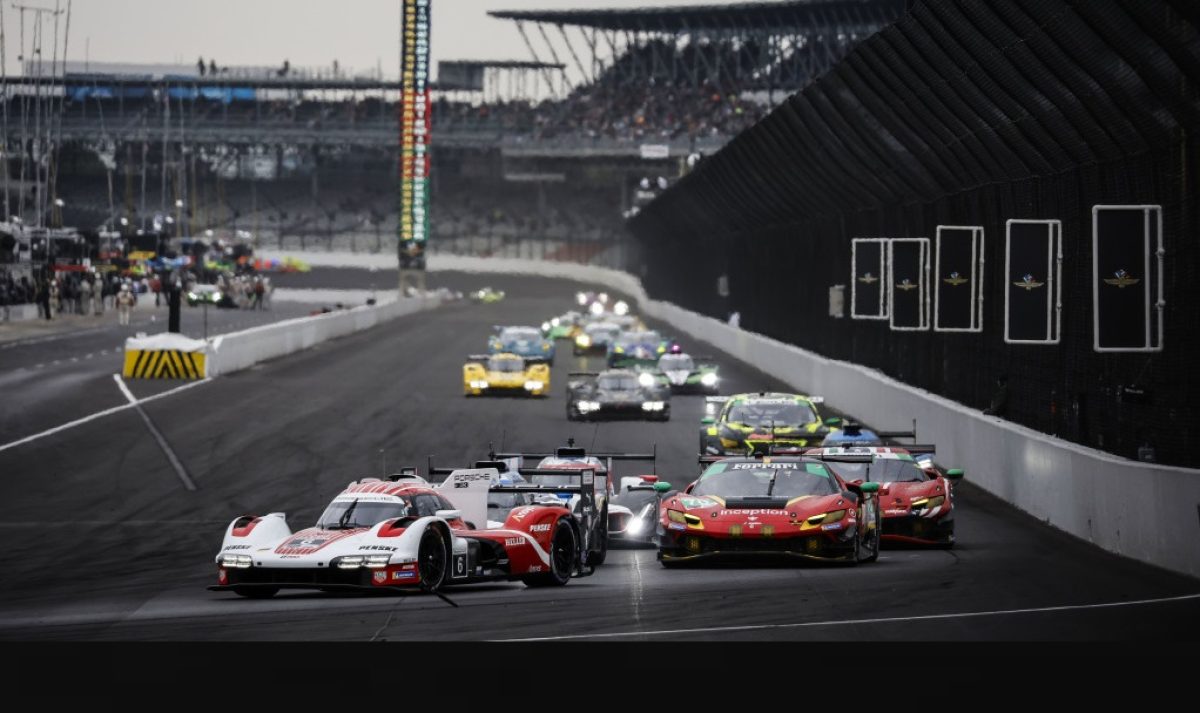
[806,445,964,547]
[656,455,881,566]
[210,467,602,598]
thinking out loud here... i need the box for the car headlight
[541,321,551,331]
[667,510,687,524]
[551,317,561,327]
[700,372,718,386]
[614,300,629,316]
[626,517,644,535]
[614,346,625,354]
[524,380,543,391]
[364,554,390,569]
[576,335,591,347]
[576,292,588,306]
[590,302,604,315]
[188,292,198,300]
[641,401,665,411]
[599,293,609,304]
[719,437,740,448]
[470,380,489,389]
[805,509,846,525]
[577,400,600,412]
[219,553,251,569]
[336,556,364,569]
[638,372,656,387]
[542,342,550,351]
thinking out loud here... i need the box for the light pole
[174,199,184,238]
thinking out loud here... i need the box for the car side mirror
[653,482,672,493]
[435,509,462,520]
[849,482,879,494]
[944,468,965,480]
[701,417,714,425]
[824,417,842,427]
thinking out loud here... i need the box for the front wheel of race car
[417,525,450,592]
[523,517,576,587]
[233,586,279,599]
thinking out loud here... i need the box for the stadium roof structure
[488,0,905,32]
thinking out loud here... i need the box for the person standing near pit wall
[117,282,134,326]
[92,274,104,316]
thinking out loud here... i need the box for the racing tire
[417,525,450,592]
[233,586,278,599]
[591,503,609,566]
[522,517,575,587]
[658,554,685,569]
[860,503,881,564]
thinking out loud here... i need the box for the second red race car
[657,455,881,566]
[806,445,964,547]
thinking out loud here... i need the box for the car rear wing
[496,445,657,476]
[568,371,600,377]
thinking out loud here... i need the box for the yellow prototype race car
[463,353,551,397]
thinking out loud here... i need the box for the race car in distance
[638,348,720,394]
[567,369,670,421]
[821,419,919,447]
[574,321,622,356]
[657,455,881,565]
[700,392,833,456]
[470,287,505,303]
[542,310,584,341]
[489,325,556,362]
[210,468,597,597]
[607,329,675,368]
[807,445,963,547]
[463,353,549,397]
[187,283,231,307]
[576,290,630,318]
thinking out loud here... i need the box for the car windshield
[501,328,540,342]
[725,400,815,427]
[658,354,694,371]
[692,462,839,498]
[598,375,640,390]
[317,498,411,530]
[823,457,927,483]
[488,357,525,372]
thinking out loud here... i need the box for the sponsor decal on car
[718,509,788,516]
[373,571,387,583]
[730,462,798,470]
[668,522,687,531]
[223,544,251,550]
[505,537,525,546]
[392,570,416,579]
[359,545,398,551]
[530,523,552,532]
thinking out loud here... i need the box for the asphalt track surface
[0,270,1196,641]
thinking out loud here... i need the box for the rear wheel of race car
[417,526,449,592]
[233,586,278,599]
[591,503,609,566]
[859,501,881,563]
[523,517,575,587]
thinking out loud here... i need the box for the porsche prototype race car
[638,348,720,394]
[463,353,550,397]
[567,369,670,421]
[573,321,622,356]
[808,445,964,547]
[489,325,556,362]
[700,392,833,456]
[210,467,602,597]
[470,287,506,303]
[657,455,881,565]
[607,329,675,368]
[542,310,584,341]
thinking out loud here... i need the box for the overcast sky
[1,0,754,82]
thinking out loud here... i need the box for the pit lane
[0,271,1195,640]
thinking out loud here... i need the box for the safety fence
[629,0,1200,467]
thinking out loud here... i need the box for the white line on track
[493,592,1200,641]
[113,375,197,491]
[0,376,212,454]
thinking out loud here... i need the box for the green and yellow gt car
[699,392,836,456]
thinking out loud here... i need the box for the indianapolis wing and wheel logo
[942,271,968,286]
[1103,269,1140,288]
[896,278,919,291]
[1013,273,1045,291]
[857,272,879,284]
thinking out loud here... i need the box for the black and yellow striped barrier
[123,349,207,379]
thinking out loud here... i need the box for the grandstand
[1,1,903,257]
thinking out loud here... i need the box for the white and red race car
[209,467,602,598]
